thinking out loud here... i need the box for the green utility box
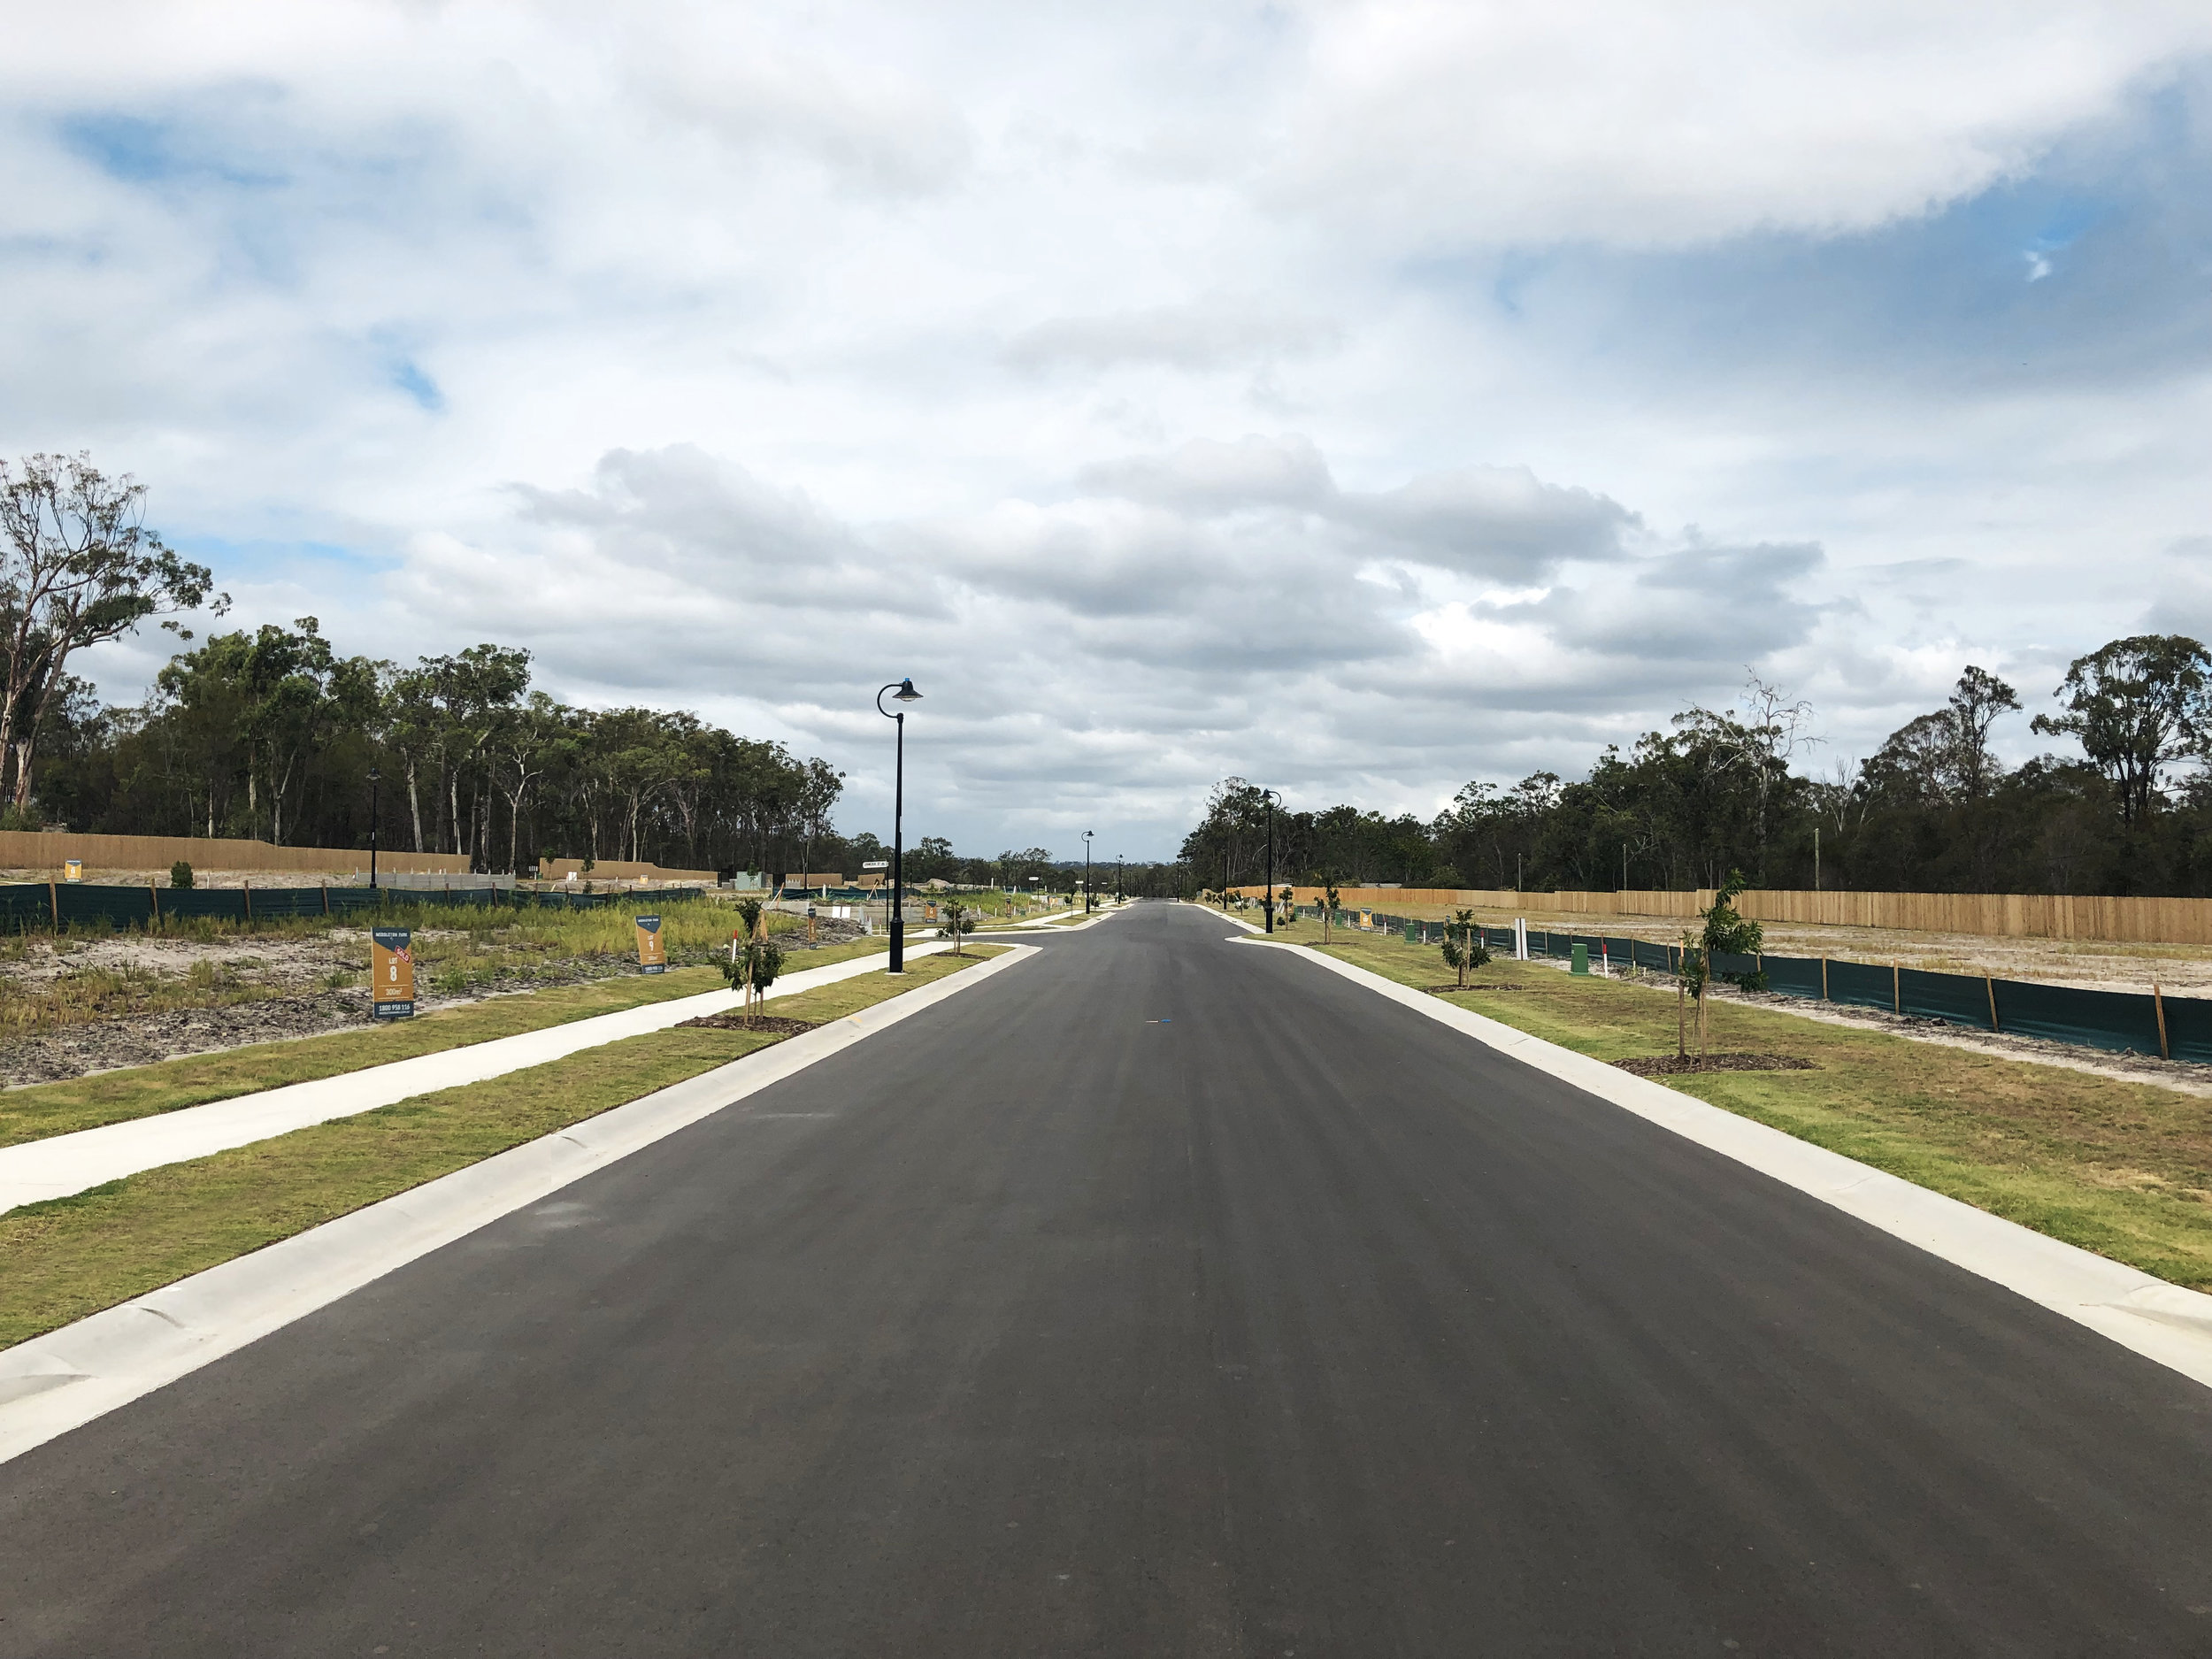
[1571,941,1590,975]
[1405,923,1419,943]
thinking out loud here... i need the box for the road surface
[3,902,2208,1655]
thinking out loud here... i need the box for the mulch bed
[675,1013,818,1035]
[1612,1052,1816,1077]
[1425,984,1526,993]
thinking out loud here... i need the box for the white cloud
[0,1,2206,852]
[1007,298,1340,373]
[1273,0,2212,248]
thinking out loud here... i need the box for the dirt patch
[675,1012,818,1035]
[1,933,361,993]
[1612,1052,1817,1077]
[1425,983,1525,993]
[1400,906,2212,995]
[0,989,376,1086]
[0,956,649,1088]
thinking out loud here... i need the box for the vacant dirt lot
[1320,901,2212,994]
[0,897,853,1089]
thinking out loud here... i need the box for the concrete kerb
[0,942,956,1216]
[1237,936,2212,1394]
[1178,899,1262,936]
[0,942,1040,1467]
[983,905,1124,935]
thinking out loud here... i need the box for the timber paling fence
[0,882,710,933]
[1296,906,2211,1065]
[1245,885,2212,947]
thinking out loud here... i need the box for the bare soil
[0,866,369,890]
[0,935,644,1089]
[1417,904,2212,995]
[0,990,378,1087]
[1612,1052,1817,1077]
[675,1012,818,1035]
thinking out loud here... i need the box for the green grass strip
[0,941,895,1150]
[0,948,1002,1349]
[1294,926,2212,1292]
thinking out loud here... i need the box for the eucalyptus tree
[0,453,223,810]
[2032,635,2212,826]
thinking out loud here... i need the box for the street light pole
[877,679,922,972]
[368,766,380,891]
[1116,856,1123,902]
[1083,830,1094,912]
[1262,788,1282,933]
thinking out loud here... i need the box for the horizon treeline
[1180,636,2212,899]
[20,615,1062,886]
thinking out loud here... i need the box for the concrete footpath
[0,942,953,1217]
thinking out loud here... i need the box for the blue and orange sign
[636,915,666,973]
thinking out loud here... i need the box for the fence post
[244,881,253,922]
[1821,956,1829,1000]
[47,879,58,932]
[2154,982,2170,1061]
[321,883,330,916]
[1892,961,1900,1014]
[149,883,159,931]
[1985,974,2000,1033]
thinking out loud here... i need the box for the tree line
[1182,637,2212,898]
[0,453,1105,886]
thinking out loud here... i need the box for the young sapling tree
[1440,908,1488,987]
[1679,870,1764,1056]
[723,896,785,1017]
[941,896,975,955]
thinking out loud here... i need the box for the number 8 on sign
[372,926,415,1019]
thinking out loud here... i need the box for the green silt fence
[0,882,708,934]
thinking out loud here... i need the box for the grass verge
[1296,930,2212,1292]
[0,946,1006,1349]
[0,941,895,1150]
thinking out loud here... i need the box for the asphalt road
[4,902,2211,1655]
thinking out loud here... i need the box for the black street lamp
[1116,855,1123,902]
[368,765,380,891]
[877,678,922,972]
[1262,788,1282,933]
[1082,829,1094,912]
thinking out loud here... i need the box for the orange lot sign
[371,926,415,1018]
[636,914,666,973]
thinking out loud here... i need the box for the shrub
[170,860,194,890]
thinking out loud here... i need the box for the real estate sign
[636,914,666,973]
[372,926,415,1018]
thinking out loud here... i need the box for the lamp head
[893,678,921,702]
[369,766,380,784]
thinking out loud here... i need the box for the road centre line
[1239,936,2212,1394]
[0,943,1038,1467]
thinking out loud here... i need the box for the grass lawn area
[1295,930,2212,1293]
[0,946,1005,1350]
[0,941,896,1151]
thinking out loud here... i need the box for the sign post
[635,914,666,974]
[862,859,890,938]
[371,926,415,1019]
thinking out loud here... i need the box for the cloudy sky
[4,1,2210,859]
